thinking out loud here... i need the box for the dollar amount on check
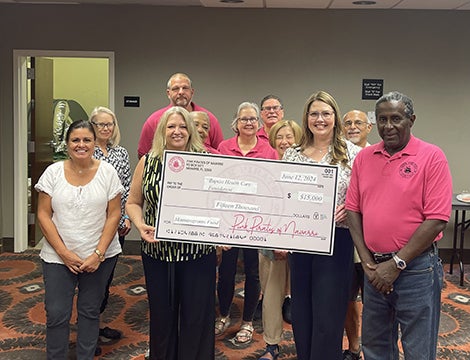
[155,151,339,255]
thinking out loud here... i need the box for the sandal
[259,344,279,360]
[215,316,230,336]
[234,323,254,344]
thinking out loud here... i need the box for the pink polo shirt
[345,135,452,253]
[217,135,278,160]
[138,102,224,158]
[257,127,269,141]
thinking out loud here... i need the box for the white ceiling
[1,0,470,10]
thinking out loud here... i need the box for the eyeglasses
[306,111,334,120]
[92,122,115,129]
[261,105,283,112]
[343,120,368,128]
[238,117,258,124]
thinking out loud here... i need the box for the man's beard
[175,97,190,107]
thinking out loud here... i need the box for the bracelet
[94,249,105,262]
[123,215,130,220]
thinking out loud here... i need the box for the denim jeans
[362,246,443,360]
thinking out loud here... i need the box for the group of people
[35,71,452,360]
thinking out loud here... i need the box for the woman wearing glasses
[215,102,277,346]
[283,91,361,360]
[89,107,131,350]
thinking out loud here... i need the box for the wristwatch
[393,254,407,270]
[94,249,105,262]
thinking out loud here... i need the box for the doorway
[13,50,115,252]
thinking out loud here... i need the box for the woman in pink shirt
[215,102,277,346]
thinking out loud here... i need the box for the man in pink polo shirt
[346,91,452,360]
[258,94,284,141]
[137,73,223,158]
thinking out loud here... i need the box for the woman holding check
[126,106,217,360]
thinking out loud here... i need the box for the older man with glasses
[342,110,372,149]
[341,109,372,360]
[258,95,285,141]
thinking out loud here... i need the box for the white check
[155,151,339,255]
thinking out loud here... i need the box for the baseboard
[0,237,14,253]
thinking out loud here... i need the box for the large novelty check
[155,151,339,255]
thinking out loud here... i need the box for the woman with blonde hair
[126,106,215,360]
[268,119,302,158]
[257,119,303,359]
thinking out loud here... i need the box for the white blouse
[35,161,124,264]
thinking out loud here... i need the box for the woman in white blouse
[35,119,123,359]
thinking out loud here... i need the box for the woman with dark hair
[283,91,361,360]
[35,119,123,359]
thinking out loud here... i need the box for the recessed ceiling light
[352,1,377,5]
[220,0,244,3]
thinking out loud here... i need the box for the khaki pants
[259,253,290,344]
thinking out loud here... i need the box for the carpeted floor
[1,251,470,359]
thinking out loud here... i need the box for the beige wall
[53,57,109,114]
[1,5,469,247]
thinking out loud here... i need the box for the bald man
[342,109,372,360]
[343,110,372,148]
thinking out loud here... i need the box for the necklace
[312,146,329,153]
[70,161,94,174]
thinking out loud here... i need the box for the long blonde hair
[299,91,349,168]
[149,106,206,159]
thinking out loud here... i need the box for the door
[13,50,114,253]
[28,57,54,247]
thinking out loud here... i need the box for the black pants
[142,251,216,360]
[217,247,260,322]
[100,235,125,313]
[289,227,354,360]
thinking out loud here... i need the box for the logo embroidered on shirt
[399,161,418,178]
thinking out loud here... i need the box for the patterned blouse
[283,140,361,229]
[141,154,215,262]
[93,145,131,231]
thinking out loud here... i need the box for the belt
[373,252,395,263]
[372,243,436,264]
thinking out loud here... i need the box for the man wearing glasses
[341,109,372,360]
[138,73,223,158]
[343,110,372,149]
[258,95,285,141]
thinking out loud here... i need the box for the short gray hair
[230,102,262,133]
